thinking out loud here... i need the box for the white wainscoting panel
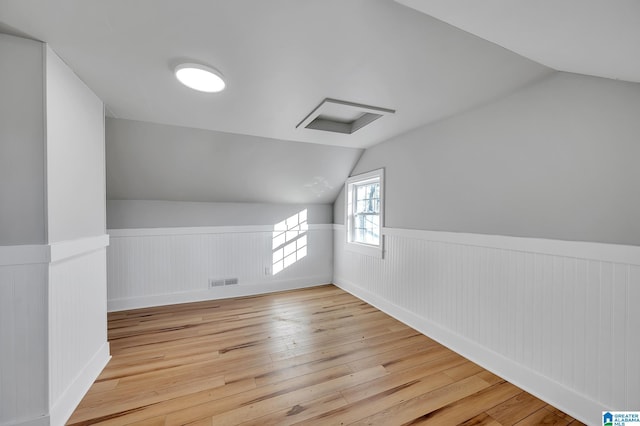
[0,262,48,426]
[48,246,110,426]
[0,236,110,426]
[333,225,640,426]
[107,225,333,311]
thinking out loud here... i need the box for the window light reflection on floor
[272,209,308,274]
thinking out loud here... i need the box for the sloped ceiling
[15,1,634,205]
[0,0,551,150]
[396,0,640,83]
[106,118,362,204]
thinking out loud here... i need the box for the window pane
[354,183,379,215]
[346,171,383,250]
[353,213,379,245]
[350,181,380,245]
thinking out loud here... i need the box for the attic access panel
[296,98,395,134]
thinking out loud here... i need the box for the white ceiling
[0,0,551,149]
[396,0,640,84]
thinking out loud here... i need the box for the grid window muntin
[345,169,384,256]
[353,181,380,245]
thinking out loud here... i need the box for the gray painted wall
[335,72,640,246]
[333,187,345,226]
[106,118,362,205]
[107,200,332,228]
[46,47,106,242]
[0,34,46,245]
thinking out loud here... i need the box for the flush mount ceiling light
[174,63,226,93]
[296,98,395,134]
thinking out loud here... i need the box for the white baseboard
[108,275,332,312]
[333,277,600,426]
[48,341,111,426]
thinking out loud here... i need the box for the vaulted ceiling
[0,0,551,149]
[105,118,362,204]
[397,0,640,84]
[2,0,637,205]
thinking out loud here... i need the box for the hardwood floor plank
[296,371,459,424]
[225,327,401,387]
[68,285,584,426]
[68,377,257,425]
[514,407,572,425]
[457,412,502,426]
[399,379,521,425]
[68,374,226,423]
[164,366,386,425]
[345,375,492,425]
[546,405,585,424]
[239,392,348,425]
[346,339,452,373]
[443,360,486,381]
[475,370,506,386]
[209,370,371,425]
[341,355,463,403]
[486,392,549,425]
[122,416,166,426]
[96,350,221,381]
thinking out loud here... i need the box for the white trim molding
[50,234,109,263]
[108,224,332,238]
[336,223,640,266]
[344,168,384,258]
[382,226,640,265]
[0,234,110,266]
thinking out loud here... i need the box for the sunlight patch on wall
[272,209,308,275]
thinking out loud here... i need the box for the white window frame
[345,168,384,258]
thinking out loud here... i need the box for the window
[345,168,384,257]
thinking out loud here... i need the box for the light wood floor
[68,285,584,425]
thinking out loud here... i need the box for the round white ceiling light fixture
[174,63,226,93]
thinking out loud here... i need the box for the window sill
[345,239,383,259]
